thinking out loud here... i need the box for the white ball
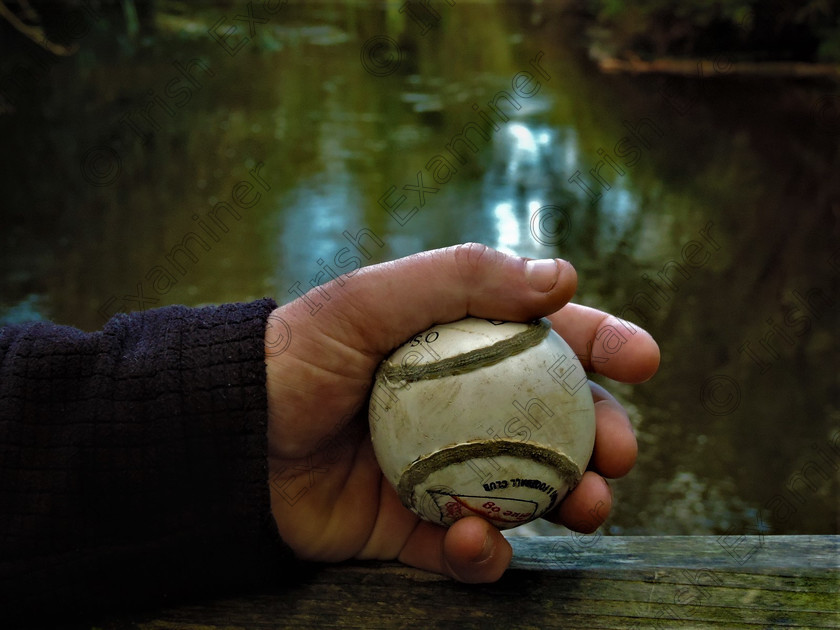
[368,317,596,530]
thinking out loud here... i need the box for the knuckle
[452,242,499,278]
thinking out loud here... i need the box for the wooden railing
[100,536,839,628]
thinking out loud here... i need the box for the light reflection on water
[484,121,641,260]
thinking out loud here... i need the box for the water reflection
[278,173,367,291]
[484,120,642,260]
[487,122,558,257]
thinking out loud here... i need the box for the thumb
[298,242,578,356]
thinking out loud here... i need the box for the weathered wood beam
[598,56,840,78]
[99,536,839,629]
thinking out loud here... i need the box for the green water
[1,2,838,537]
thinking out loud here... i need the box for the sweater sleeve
[0,298,291,624]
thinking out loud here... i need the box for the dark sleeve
[0,299,292,625]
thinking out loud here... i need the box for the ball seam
[379,318,551,386]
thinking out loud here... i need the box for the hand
[265,244,659,583]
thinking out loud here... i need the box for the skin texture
[265,243,660,583]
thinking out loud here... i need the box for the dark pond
[2,2,838,538]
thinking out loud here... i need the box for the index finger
[548,302,660,383]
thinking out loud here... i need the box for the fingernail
[525,258,560,292]
[475,532,494,563]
